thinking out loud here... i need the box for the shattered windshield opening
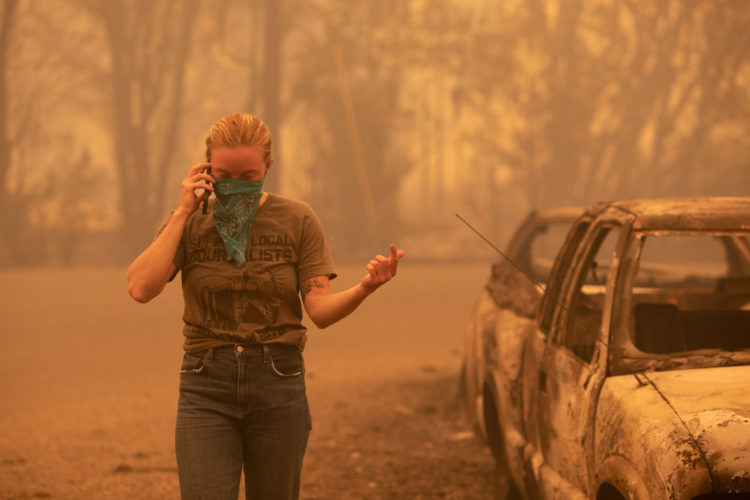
[526,222,574,283]
[615,231,750,373]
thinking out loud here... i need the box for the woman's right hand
[177,162,215,215]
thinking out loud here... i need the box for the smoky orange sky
[1,1,750,497]
[1,0,749,268]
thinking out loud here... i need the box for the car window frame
[538,218,592,335]
[548,220,625,364]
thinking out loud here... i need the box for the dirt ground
[0,264,499,499]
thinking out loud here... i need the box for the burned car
[459,206,582,437]
[468,198,750,499]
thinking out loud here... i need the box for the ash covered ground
[0,264,499,499]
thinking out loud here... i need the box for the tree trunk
[96,1,198,260]
[261,0,281,193]
[0,0,18,198]
[0,0,21,265]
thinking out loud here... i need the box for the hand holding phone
[201,166,214,214]
[178,162,215,216]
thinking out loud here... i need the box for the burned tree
[79,0,199,259]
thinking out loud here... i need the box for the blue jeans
[175,343,311,500]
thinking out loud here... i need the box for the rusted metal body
[463,197,750,499]
[459,206,582,438]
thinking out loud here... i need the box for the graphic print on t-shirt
[195,264,285,332]
[170,195,337,350]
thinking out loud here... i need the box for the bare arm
[127,210,186,303]
[127,162,215,303]
[302,244,405,329]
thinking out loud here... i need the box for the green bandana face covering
[212,177,265,268]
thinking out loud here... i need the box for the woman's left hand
[360,244,405,294]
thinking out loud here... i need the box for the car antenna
[456,213,608,349]
[455,213,546,293]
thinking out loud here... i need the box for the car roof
[584,197,750,231]
[536,205,584,223]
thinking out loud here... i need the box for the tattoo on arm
[301,276,326,299]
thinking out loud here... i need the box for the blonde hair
[204,112,273,163]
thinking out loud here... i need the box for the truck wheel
[458,361,470,423]
[596,484,626,500]
[483,384,522,500]
[493,462,522,500]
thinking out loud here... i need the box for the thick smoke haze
[1,0,748,267]
[1,2,750,498]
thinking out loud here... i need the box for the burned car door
[518,220,592,477]
[534,222,624,496]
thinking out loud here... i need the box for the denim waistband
[202,343,303,377]
[210,342,299,359]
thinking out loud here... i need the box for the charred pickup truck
[469,197,750,499]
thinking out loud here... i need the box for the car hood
[597,365,750,496]
[645,366,750,493]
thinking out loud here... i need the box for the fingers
[185,163,215,185]
[183,178,215,196]
[366,245,405,282]
[390,244,399,261]
[176,163,215,215]
[365,263,378,283]
[182,164,215,196]
[360,244,404,293]
[187,164,215,183]
[187,162,211,177]
[368,255,389,282]
[190,174,216,189]
[389,243,405,274]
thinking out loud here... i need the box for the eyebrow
[211,168,260,178]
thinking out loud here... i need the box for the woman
[127,112,404,500]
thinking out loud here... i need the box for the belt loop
[262,344,270,364]
[206,347,214,362]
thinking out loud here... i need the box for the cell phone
[201,166,213,214]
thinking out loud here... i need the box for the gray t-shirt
[160,193,337,352]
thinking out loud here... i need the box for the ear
[266,156,274,171]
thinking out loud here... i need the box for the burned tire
[458,361,470,423]
[596,483,627,500]
[483,383,522,500]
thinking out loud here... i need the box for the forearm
[305,283,372,329]
[127,210,188,302]
[302,244,404,328]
